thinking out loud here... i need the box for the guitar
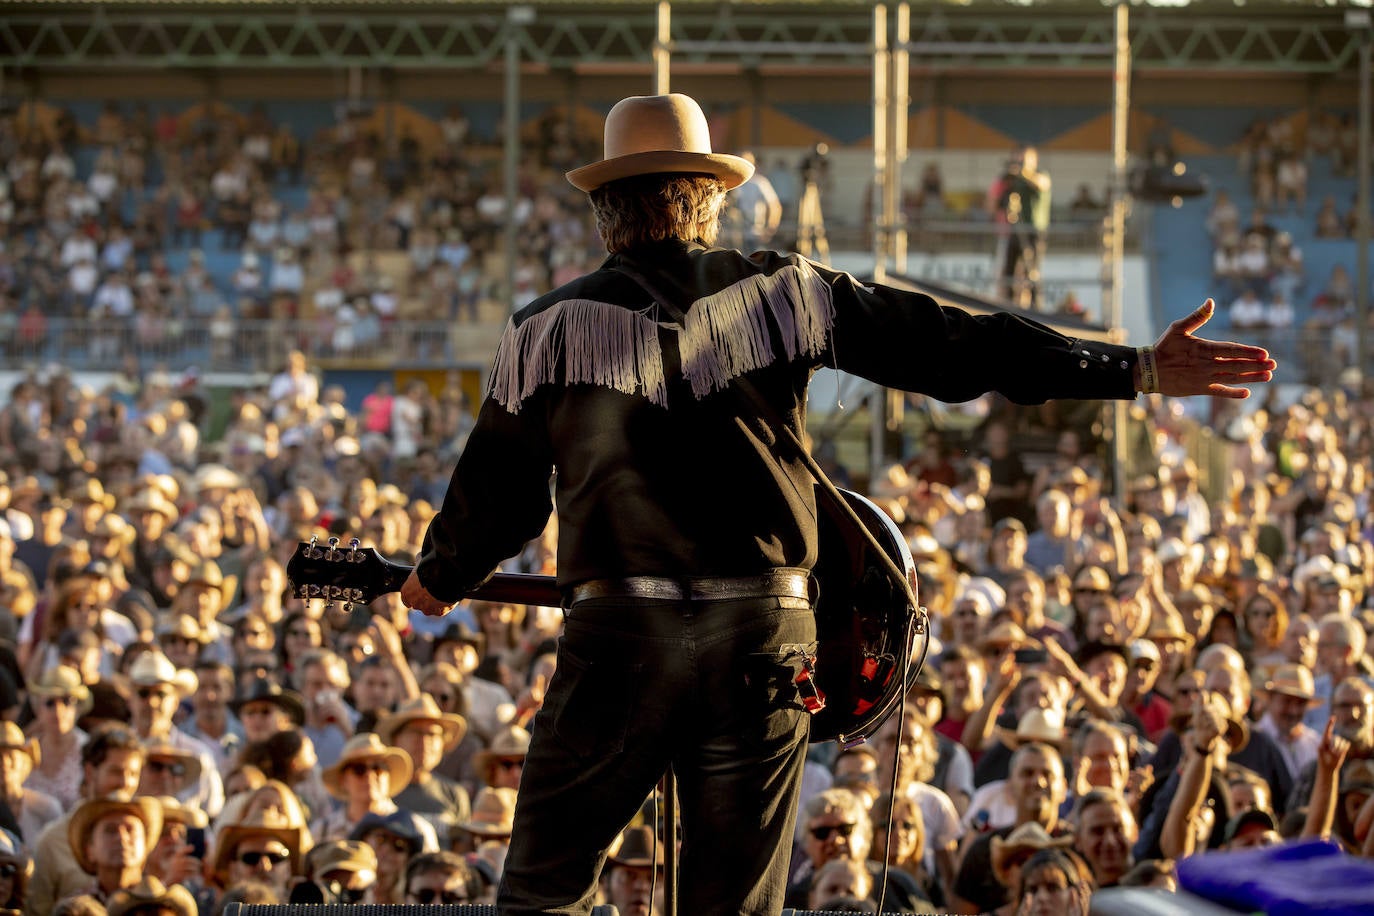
[286,488,925,746]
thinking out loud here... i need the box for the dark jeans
[498,594,816,916]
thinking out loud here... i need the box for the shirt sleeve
[812,261,1139,405]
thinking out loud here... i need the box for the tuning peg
[306,535,322,559]
[342,601,354,614]
[323,600,335,616]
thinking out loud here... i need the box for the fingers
[1325,716,1336,746]
[1171,298,1215,335]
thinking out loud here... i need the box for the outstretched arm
[1142,299,1275,399]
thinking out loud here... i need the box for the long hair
[589,174,728,252]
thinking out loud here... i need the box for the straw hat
[28,665,94,715]
[156,614,211,646]
[322,733,413,799]
[0,722,38,775]
[69,478,116,511]
[458,786,518,837]
[123,487,179,522]
[106,877,197,916]
[474,725,532,780]
[565,94,754,192]
[127,650,199,697]
[143,740,203,790]
[993,707,1070,751]
[1145,612,1195,648]
[607,825,666,868]
[192,464,242,493]
[1263,664,1321,705]
[184,560,237,604]
[375,693,468,751]
[210,810,304,884]
[990,822,1074,885]
[68,793,164,874]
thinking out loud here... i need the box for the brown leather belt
[569,569,812,605]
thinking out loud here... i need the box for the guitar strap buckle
[794,650,826,715]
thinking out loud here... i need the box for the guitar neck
[368,553,562,607]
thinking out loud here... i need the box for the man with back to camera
[401,93,1274,915]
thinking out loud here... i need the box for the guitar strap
[611,259,919,609]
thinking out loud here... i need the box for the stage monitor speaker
[225,907,620,916]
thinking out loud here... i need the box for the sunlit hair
[589,174,728,252]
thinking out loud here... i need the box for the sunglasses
[43,696,77,709]
[495,758,524,771]
[345,762,390,777]
[148,760,187,777]
[327,882,371,905]
[411,889,468,905]
[137,687,173,701]
[809,822,857,841]
[0,864,16,879]
[239,850,290,868]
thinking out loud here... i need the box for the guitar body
[287,488,922,747]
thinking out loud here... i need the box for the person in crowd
[1070,788,1138,887]
[67,793,162,903]
[1011,846,1095,916]
[29,724,146,916]
[209,810,305,901]
[0,828,31,913]
[349,810,439,903]
[376,694,471,845]
[315,733,412,841]
[0,718,62,843]
[405,850,478,906]
[599,825,666,916]
[126,651,223,818]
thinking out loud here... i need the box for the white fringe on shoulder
[680,261,835,398]
[488,261,835,412]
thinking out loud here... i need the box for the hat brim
[992,727,1069,751]
[1263,685,1322,706]
[210,823,303,884]
[566,150,754,193]
[322,749,413,799]
[376,711,467,753]
[230,691,307,726]
[30,682,95,717]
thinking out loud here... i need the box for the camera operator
[987,146,1051,311]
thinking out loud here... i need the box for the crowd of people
[0,326,1366,914]
[0,98,1371,916]
[1206,112,1373,384]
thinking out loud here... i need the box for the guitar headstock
[286,537,410,608]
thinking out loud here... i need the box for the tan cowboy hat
[565,94,754,192]
[123,487,180,523]
[475,724,532,781]
[192,463,242,493]
[322,733,413,799]
[143,741,203,790]
[28,665,94,716]
[993,707,1070,751]
[107,877,198,916]
[156,614,211,646]
[1145,612,1196,648]
[458,786,518,837]
[607,825,666,868]
[0,722,39,774]
[155,795,209,830]
[183,559,237,604]
[68,478,117,511]
[1263,664,1322,705]
[376,694,468,752]
[210,810,304,884]
[68,793,164,874]
[990,822,1074,885]
[128,650,199,697]
[91,512,135,545]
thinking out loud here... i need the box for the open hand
[1152,299,1275,398]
